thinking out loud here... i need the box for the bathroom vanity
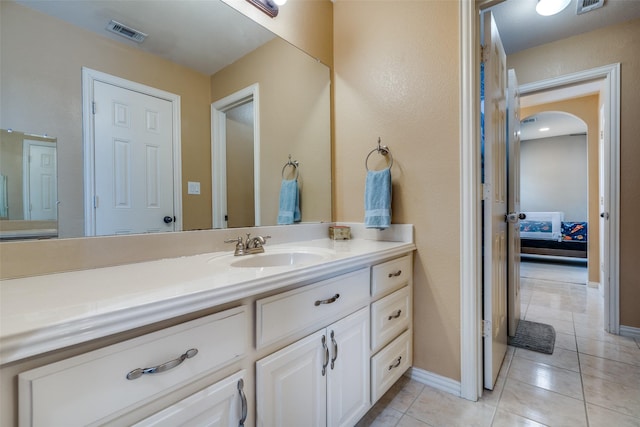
[0,224,415,426]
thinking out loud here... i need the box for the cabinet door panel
[256,330,326,427]
[134,370,246,427]
[327,307,370,427]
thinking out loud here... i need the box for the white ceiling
[520,111,588,141]
[489,0,640,55]
[14,0,276,75]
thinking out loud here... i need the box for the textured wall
[333,1,462,381]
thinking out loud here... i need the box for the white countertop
[0,235,415,365]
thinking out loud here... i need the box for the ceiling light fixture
[539,127,550,132]
[246,0,284,18]
[536,0,571,16]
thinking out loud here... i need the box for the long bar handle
[330,330,338,370]
[388,270,402,278]
[126,348,198,380]
[321,335,329,376]
[238,378,247,427]
[388,356,402,371]
[388,309,402,320]
[315,293,340,306]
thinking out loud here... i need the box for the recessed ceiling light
[539,127,550,132]
[536,0,571,16]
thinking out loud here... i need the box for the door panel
[25,142,57,221]
[507,69,522,337]
[93,81,174,235]
[482,11,508,390]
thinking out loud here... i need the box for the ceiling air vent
[106,20,147,43]
[522,118,537,124]
[576,0,605,15]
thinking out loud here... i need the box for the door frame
[211,83,261,229]
[22,139,57,220]
[81,67,183,236]
[459,2,620,401]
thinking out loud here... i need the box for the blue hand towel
[364,168,392,229]
[277,179,301,225]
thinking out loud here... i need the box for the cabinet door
[256,330,327,427]
[327,307,370,427]
[133,370,247,427]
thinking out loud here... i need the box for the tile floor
[357,258,640,427]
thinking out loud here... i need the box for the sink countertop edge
[0,239,415,365]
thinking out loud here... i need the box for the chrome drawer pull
[238,378,247,427]
[388,356,402,371]
[321,335,329,376]
[330,330,338,370]
[388,270,402,278]
[315,293,340,306]
[388,309,402,320]
[126,348,198,380]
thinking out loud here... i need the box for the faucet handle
[224,236,243,244]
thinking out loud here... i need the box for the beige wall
[334,1,462,380]
[508,19,640,328]
[210,37,332,226]
[221,0,333,67]
[0,2,213,236]
[521,95,600,284]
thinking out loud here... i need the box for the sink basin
[230,251,326,268]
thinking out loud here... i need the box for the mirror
[0,0,331,240]
[0,129,58,239]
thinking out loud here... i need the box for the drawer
[371,255,412,297]
[371,329,412,403]
[256,268,369,348]
[371,286,411,352]
[133,370,247,427]
[19,306,248,427]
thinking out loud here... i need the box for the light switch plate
[187,181,201,195]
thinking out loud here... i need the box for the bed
[519,211,587,258]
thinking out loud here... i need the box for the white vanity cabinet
[18,306,248,426]
[369,255,413,403]
[256,307,370,427]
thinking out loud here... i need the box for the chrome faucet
[224,233,271,256]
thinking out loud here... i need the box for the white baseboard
[407,367,461,397]
[619,325,640,339]
[587,281,599,289]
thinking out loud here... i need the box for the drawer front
[19,306,248,427]
[371,255,412,297]
[371,329,412,403]
[371,286,410,352]
[134,370,247,427]
[256,268,370,348]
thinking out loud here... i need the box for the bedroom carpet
[508,320,556,354]
[520,258,587,285]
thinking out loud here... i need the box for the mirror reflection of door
[23,140,58,221]
[225,101,255,228]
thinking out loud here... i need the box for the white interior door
[506,69,522,337]
[23,141,57,221]
[482,11,508,390]
[598,104,607,291]
[93,80,175,235]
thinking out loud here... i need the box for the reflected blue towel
[364,168,391,229]
[277,179,301,225]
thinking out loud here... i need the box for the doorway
[459,1,621,401]
[211,84,261,229]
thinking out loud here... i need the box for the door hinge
[482,320,492,338]
[92,101,97,115]
[480,45,487,63]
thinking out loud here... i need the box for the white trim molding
[619,325,640,340]
[459,0,482,402]
[408,367,462,397]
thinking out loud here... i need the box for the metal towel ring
[282,154,299,180]
[365,138,393,171]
